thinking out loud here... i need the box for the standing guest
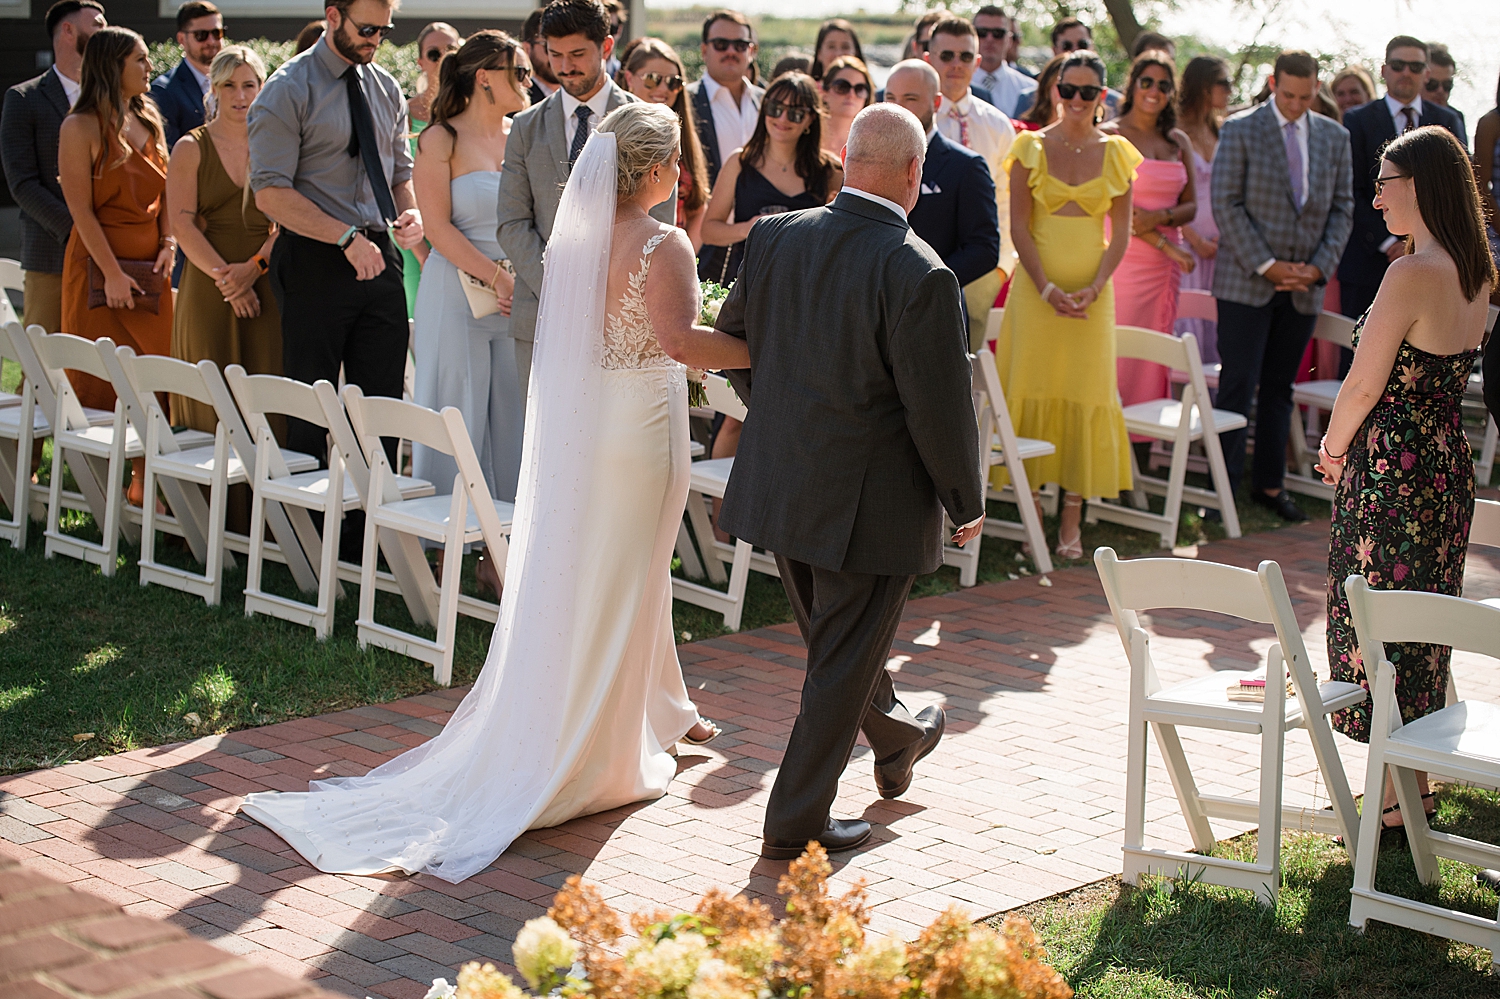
[1013,54,1065,131]
[1480,73,1500,427]
[398,21,459,316]
[412,31,530,596]
[521,8,559,106]
[165,45,280,436]
[293,20,324,55]
[1005,13,1033,78]
[1175,55,1232,365]
[809,18,861,80]
[150,2,224,150]
[900,8,950,61]
[972,5,1035,117]
[1320,126,1495,823]
[1105,51,1196,408]
[771,54,810,79]
[58,26,175,417]
[819,54,872,155]
[1424,44,1466,148]
[2,0,107,336]
[619,39,711,251]
[999,50,1138,559]
[1042,18,1121,119]
[884,60,999,295]
[498,0,669,388]
[1212,50,1353,521]
[1331,65,1375,116]
[248,0,426,468]
[602,0,626,78]
[1338,36,1463,326]
[1129,31,1175,61]
[688,9,763,193]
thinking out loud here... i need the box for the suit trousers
[1215,293,1317,494]
[765,555,926,842]
[22,270,63,334]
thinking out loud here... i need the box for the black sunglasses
[1137,76,1173,94]
[936,49,976,64]
[425,43,457,63]
[975,27,1009,40]
[1425,77,1454,93]
[639,71,684,91]
[708,37,753,53]
[189,27,224,43]
[350,19,395,39]
[824,77,870,98]
[1057,39,1090,52]
[1387,58,1426,73]
[504,64,532,85]
[1057,82,1104,100]
[763,100,810,124]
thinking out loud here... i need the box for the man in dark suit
[1,0,106,334]
[149,0,225,150]
[521,7,559,108]
[1337,35,1464,322]
[715,103,985,860]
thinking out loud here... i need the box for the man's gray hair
[845,103,926,171]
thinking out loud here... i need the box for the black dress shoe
[761,817,872,860]
[1251,489,1308,522]
[874,705,946,800]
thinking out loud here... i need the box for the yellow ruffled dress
[992,131,1140,499]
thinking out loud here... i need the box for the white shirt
[974,63,1036,119]
[52,65,80,108]
[185,60,210,96]
[936,91,1015,264]
[1257,99,1311,274]
[841,185,907,222]
[561,83,613,154]
[702,74,761,158]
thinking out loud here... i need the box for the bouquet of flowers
[424,844,1072,999]
[686,281,732,410]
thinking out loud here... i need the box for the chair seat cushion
[688,457,735,497]
[375,493,515,537]
[1123,399,1248,438]
[264,469,433,506]
[1390,700,1500,765]
[1291,378,1341,410]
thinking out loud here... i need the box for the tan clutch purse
[459,260,515,320]
[87,258,162,314]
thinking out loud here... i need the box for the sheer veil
[240,132,621,883]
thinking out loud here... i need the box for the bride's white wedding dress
[240,132,701,884]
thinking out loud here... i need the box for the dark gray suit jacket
[2,69,73,274]
[715,192,984,576]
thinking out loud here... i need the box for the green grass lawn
[998,784,1500,998]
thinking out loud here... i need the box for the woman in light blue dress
[412,31,533,595]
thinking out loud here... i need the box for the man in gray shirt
[248,0,423,474]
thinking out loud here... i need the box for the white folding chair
[1345,575,1500,967]
[114,349,320,606]
[343,385,513,685]
[1089,328,1245,547]
[944,347,1054,584]
[23,329,211,574]
[1282,311,1358,502]
[1096,547,1367,905]
[0,262,24,408]
[1,322,58,548]
[1170,289,1221,390]
[670,374,776,631]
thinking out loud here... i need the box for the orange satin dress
[60,131,174,411]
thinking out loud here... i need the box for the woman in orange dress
[58,26,175,417]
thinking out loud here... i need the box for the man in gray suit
[715,104,985,860]
[1212,49,1353,521]
[497,0,671,387]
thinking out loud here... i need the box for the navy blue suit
[149,61,206,151]
[908,129,999,289]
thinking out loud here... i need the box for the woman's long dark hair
[620,37,710,212]
[426,30,525,142]
[1023,54,1067,127]
[740,72,838,199]
[809,18,863,80]
[1381,126,1498,302]
[1178,55,1227,138]
[1118,49,1178,139]
[72,26,166,172]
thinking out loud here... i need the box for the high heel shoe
[1055,495,1084,560]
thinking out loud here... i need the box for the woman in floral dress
[1319,126,1496,829]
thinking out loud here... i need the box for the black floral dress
[1327,316,1479,742]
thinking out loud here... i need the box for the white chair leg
[204,427,229,607]
[244,442,270,616]
[315,454,345,640]
[45,426,65,558]
[684,488,727,585]
[432,486,467,687]
[1123,691,1150,877]
[721,538,753,632]
[139,422,159,584]
[1127,444,1149,511]
[356,487,381,653]
[675,521,705,580]
[1202,418,1242,539]
[99,430,125,577]
[1160,426,1192,548]
[1254,656,1287,906]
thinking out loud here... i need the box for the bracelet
[336,225,359,250]
[1320,436,1347,461]
[1040,281,1058,303]
[1156,235,1167,250]
[159,236,176,248]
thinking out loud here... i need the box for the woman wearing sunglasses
[1104,51,1197,410]
[398,22,459,315]
[819,55,873,154]
[619,38,712,252]
[995,50,1139,560]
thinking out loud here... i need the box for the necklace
[1052,131,1087,154]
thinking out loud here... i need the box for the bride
[241,103,751,883]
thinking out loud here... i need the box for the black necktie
[344,65,398,224]
[1400,106,1417,133]
[568,104,592,166]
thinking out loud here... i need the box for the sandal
[681,717,721,746]
[1055,495,1084,560]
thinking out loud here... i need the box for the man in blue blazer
[150,0,224,150]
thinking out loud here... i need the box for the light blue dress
[411,170,525,503]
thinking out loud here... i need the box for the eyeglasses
[188,27,224,43]
[1136,76,1173,94]
[763,100,810,124]
[1374,173,1409,195]
[425,44,457,63]
[639,71,683,92]
[1387,58,1426,73]
[935,49,976,65]
[824,78,870,98]
[350,19,395,39]
[708,37,753,53]
[1056,83,1104,100]
[1425,77,1454,93]
[974,27,1009,40]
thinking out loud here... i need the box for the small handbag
[459,260,515,320]
[87,257,162,315]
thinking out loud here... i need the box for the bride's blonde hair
[597,103,680,202]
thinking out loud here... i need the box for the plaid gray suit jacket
[2,70,73,274]
[1211,102,1353,315]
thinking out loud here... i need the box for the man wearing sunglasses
[688,9,764,190]
[1338,36,1463,327]
[150,1,225,150]
[1424,44,1467,149]
[1031,17,1122,120]
[972,5,1035,118]
[520,8,560,106]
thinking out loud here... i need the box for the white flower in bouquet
[699,280,730,327]
[702,296,725,326]
[512,916,580,991]
[626,932,710,993]
[686,957,758,999]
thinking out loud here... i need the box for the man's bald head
[841,103,927,213]
[883,59,941,133]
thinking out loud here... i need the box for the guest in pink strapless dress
[1174,56,1232,366]
[1104,51,1198,409]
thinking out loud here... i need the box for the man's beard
[332,23,376,65]
[531,49,558,85]
[76,33,88,57]
[557,64,601,99]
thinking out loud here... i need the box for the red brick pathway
[2,522,1498,997]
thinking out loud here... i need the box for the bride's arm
[644,229,752,370]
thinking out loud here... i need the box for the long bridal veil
[240,132,621,883]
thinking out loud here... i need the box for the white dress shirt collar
[1384,92,1423,124]
[561,81,613,147]
[52,64,80,107]
[184,59,210,96]
[840,186,907,222]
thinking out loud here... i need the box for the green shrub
[146,37,423,96]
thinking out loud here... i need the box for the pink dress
[1174,146,1218,365]
[1113,156,1188,408]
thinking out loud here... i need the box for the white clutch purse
[458,260,514,319]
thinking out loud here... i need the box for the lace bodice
[601,232,681,370]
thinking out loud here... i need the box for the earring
[481,82,495,104]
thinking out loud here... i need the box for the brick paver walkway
[3,522,1498,997]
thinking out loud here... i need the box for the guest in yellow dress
[996,50,1139,559]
